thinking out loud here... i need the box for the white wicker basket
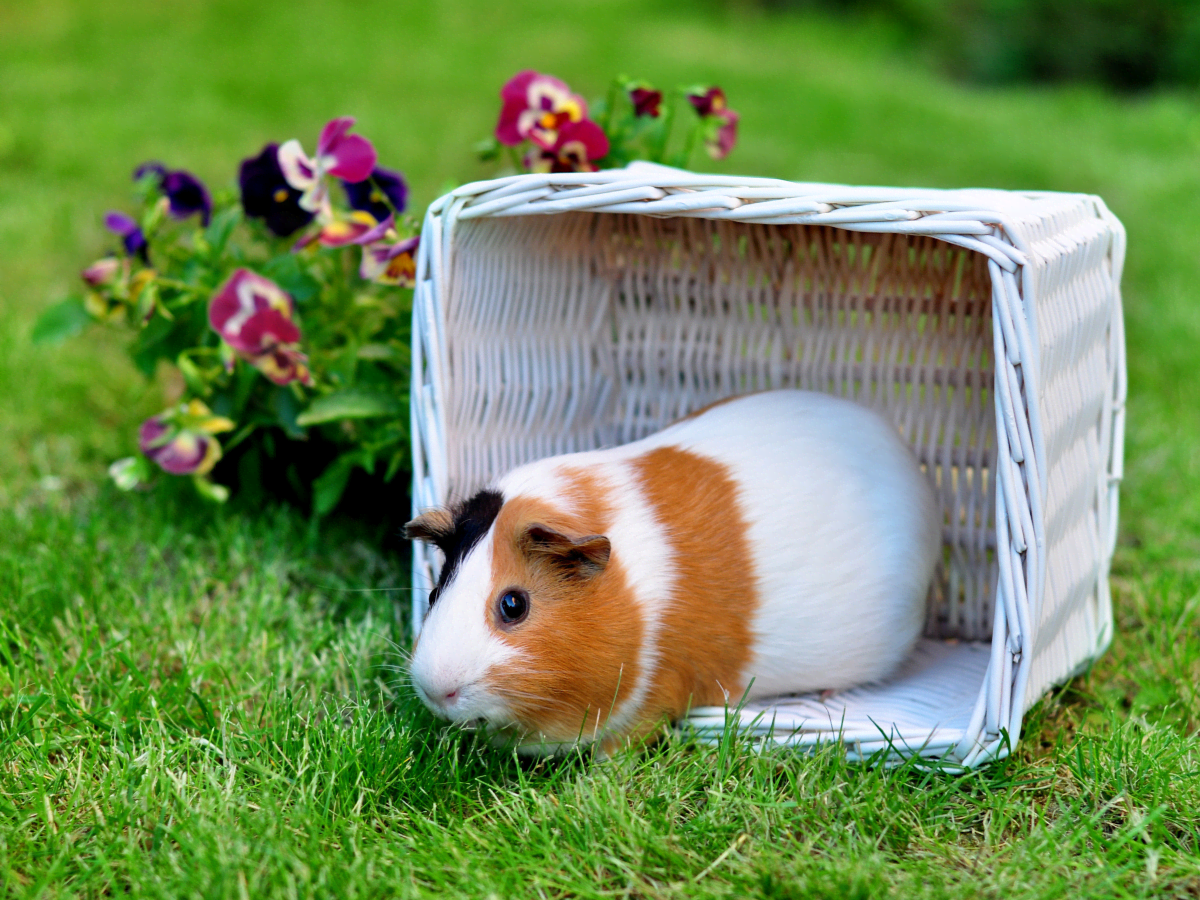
[409,165,1126,767]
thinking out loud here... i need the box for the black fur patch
[426,489,504,607]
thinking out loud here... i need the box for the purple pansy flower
[208,269,313,386]
[104,211,148,261]
[239,142,315,237]
[138,400,234,476]
[278,117,377,215]
[348,215,419,286]
[292,211,378,251]
[342,166,407,222]
[629,86,663,118]
[134,162,213,225]
[686,87,739,160]
[525,119,610,174]
[496,71,589,150]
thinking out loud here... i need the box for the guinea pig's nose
[443,689,459,705]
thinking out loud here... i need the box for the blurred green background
[3,0,1198,559]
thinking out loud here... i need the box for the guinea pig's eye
[496,589,529,626]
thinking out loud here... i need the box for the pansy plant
[481,71,739,173]
[37,116,417,515]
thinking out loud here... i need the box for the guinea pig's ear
[521,524,611,579]
[403,508,456,548]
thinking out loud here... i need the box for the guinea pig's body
[406,390,941,752]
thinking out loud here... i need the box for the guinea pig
[405,389,941,754]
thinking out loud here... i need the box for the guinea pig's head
[404,487,645,746]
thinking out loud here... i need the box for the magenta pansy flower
[208,268,313,386]
[496,71,589,150]
[687,87,739,160]
[525,119,610,173]
[277,117,378,215]
[138,400,234,476]
[629,87,663,118]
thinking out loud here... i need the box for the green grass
[2,0,1199,896]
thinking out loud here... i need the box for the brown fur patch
[485,474,644,742]
[632,446,758,722]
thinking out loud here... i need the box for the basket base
[683,638,993,766]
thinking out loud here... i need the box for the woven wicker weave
[409,165,1126,767]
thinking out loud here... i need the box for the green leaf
[272,385,306,439]
[311,452,360,517]
[31,297,91,345]
[263,253,320,304]
[203,205,241,257]
[296,390,402,426]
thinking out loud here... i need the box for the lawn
[2,0,1199,896]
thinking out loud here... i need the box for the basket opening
[442,211,999,641]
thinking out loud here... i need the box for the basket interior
[442,211,998,641]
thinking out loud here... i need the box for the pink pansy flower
[138,399,234,476]
[208,268,314,386]
[81,257,125,288]
[293,210,380,251]
[525,119,610,173]
[277,117,378,215]
[686,87,739,160]
[496,70,589,150]
[350,214,419,287]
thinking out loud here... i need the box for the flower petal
[558,119,609,160]
[343,166,407,219]
[350,213,395,246]
[162,169,213,225]
[316,117,356,157]
[629,87,663,118]
[239,143,315,237]
[133,161,167,183]
[277,139,317,191]
[209,268,298,355]
[316,216,375,247]
[252,344,312,386]
[360,235,418,285]
[687,86,727,117]
[711,110,739,160]
[81,257,121,287]
[139,413,221,476]
[322,132,376,183]
[104,211,139,236]
[499,70,540,105]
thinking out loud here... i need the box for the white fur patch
[409,536,519,724]
[585,457,677,738]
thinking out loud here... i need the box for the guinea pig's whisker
[493,687,577,713]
